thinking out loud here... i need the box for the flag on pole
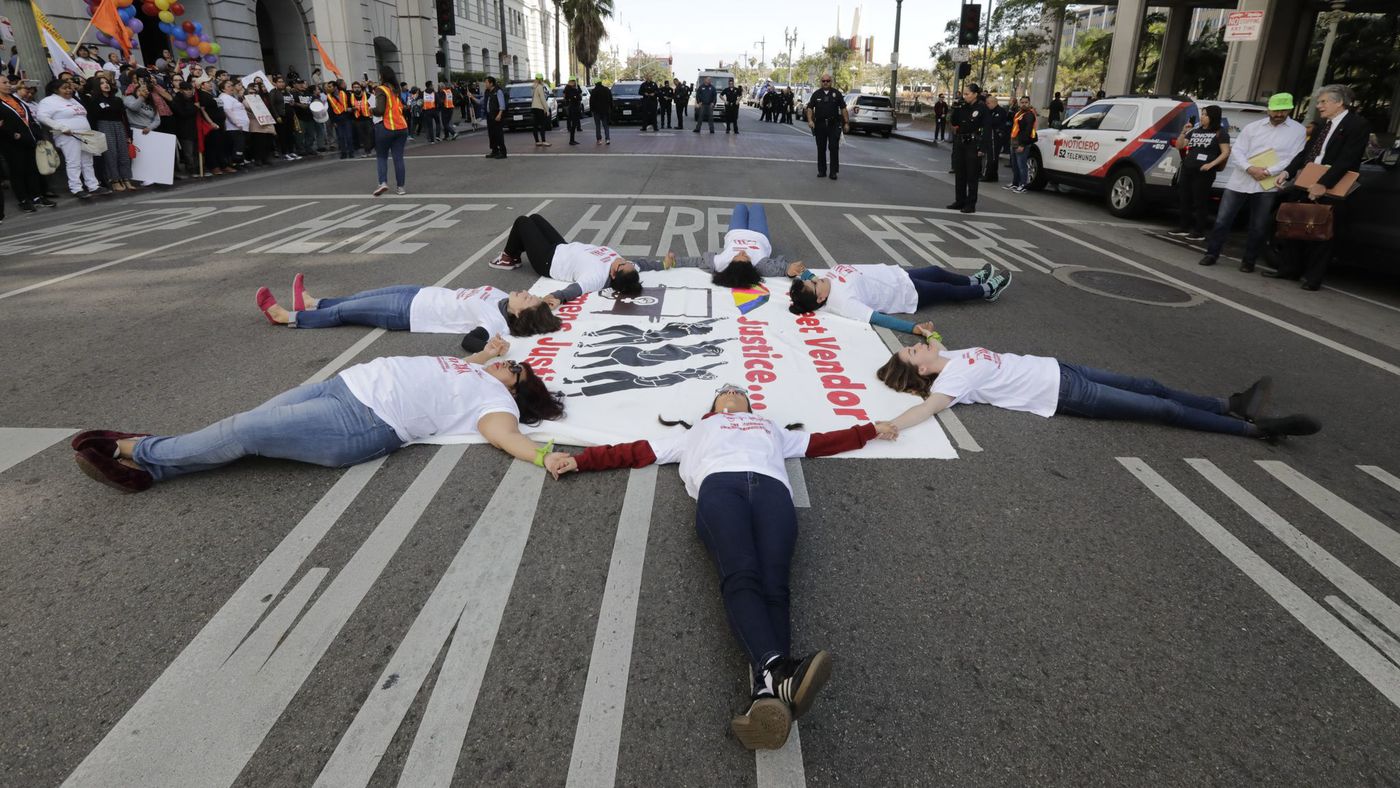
[195,111,215,153]
[42,27,81,77]
[311,35,342,80]
[90,0,132,57]
[30,1,70,51]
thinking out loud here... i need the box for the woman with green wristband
[787,261,1012,335]
[70,336,566,493]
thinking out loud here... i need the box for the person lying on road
[874,333,1321,441]
[787,262,1010,336]
[544,384,896,750]
[71,337,565,493]
[488,213,644,298]
[255,274,562,336]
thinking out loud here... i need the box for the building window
[483,48,491,75]
[477,0,485,23]
[512,55,519,75]
[462,45,471,71]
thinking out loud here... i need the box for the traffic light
[957,62,971,79]
[436,0,456,36]
[958,3,981,46]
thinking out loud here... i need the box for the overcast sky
[601,0,968,80]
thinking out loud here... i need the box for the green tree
[563,0,614,84]
[623,51,673,83]
[1179,21,1227,98]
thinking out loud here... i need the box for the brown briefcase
[1276,202,1334,242]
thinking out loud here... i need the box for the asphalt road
[3,105,1400,787]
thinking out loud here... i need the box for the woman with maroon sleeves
[546,384,896,749]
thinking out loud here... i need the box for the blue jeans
[594,113,610,141]
[374,126,408,187]
[695,471,798,671]
[1011,146,1029,187]
[907,265,983,306]
[132,377,402,482]
[728,203,769,237]
[1205,188,1278,263]
[1056,362,1252,436]
[293,285,420,330]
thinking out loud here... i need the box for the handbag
[35,140,61,175]
[74,129,108,155]
[1275,202,1333,242]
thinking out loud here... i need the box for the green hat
[569,75,578,82]
[1267,92,1294,111]
[535,73,545,80]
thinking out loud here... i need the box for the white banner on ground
[420,269,956,459]
[130,130,176,185]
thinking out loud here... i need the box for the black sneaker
[730,696,791,750]
[1239,260,1256,273]
[1185,233,1206,242]
[972,262,994,285]
[1227,376,1272,422]
[75,190,92,200]
[20,203,36,213]
[769,651,832,720]
[1198,255,1217,266]
[39,198,57,208]
[1255,414,1321,442]
[946,202,965,210]
[984,270,1013,301]
[1167,229,1191,237]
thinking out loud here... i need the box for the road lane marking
[301,199,554,385]
[565,466,658,788]
[150,195,1136,226]
[393,462,546,787]
[1258,461,1400,572]
[65,456,386,787]
[1359,465,1400,495]
[785,459,811,508]
[1327,596,1400,668]
[0,203,310,302]
[1189,459,1400,638]
[756,722,806,787]
[1027,220,1400,379]
[0,427,76,475]
[873,326,977,453]
[1119,457,1400,710]
[397,152,912,172]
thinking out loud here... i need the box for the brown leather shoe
[70,430,152,452]
[74,447,153,493]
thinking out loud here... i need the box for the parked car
[845,93,895,137]
[1333,139,1400,270]
[610,80,645,124]
[501,82,559,131]
[1026,95,1268,218]
[551,85,590,120]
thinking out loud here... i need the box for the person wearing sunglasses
[253,275,562,337]
[70,337,566,493]
[544,384,896,750]
[787,261,1012,334]
[804,74,848,180]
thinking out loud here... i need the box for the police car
[845,93,895,137]
[551,85,590,120]
[609,80,646,124]
[1025,96,1269,218]
[502,82,559,131]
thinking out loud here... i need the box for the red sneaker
[292,273,307,311]
[256,286,280,325]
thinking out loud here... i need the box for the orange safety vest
[422,91,436,110]
[379,85,407,130]
[1011,108,1037,142]
[442,88,454,109]
[352,92,372,118]
[327,90,348,115]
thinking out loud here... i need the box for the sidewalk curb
[891,130,942,148]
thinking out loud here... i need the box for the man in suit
[1267,83,1371,291]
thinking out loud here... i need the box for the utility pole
[497,0,509,82]
[890,0,903,111]
[754,37,766,67]
[784,27,798,85]
[1309,0,1348,119]
[979,0,996,86]
[2,0,49,88]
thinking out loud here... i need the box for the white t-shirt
[713,229,773,272]
[408,285,510,335]
[549,242,623,293]
[339,356,519,443]
[821,264,918,323]
[647,412,810,499]
[219,93,250,131]
[930,348,1061,418]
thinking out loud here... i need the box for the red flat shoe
[74,447,153,493]
[292,273,307,311]
[256,287,280,325]
[70,429,152,452]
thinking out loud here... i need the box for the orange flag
[90,0,132,57]
[311,35,343,80]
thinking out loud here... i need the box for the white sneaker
[396,187,406,195]
[372,183,389,196]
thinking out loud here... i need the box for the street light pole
[785,27,798,85]
[1309,0,1348,119]
[979,0,996,86]
[890,0,903,111]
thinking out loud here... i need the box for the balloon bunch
[89,0,222,64]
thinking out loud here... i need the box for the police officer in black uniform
[639,77,659,131]
[805,73,849,180]
[563,76,584,145]
[657,79,674,128]
[949,83,989,213]
[721,83,743,133]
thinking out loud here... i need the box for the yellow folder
[1248,150,1279,191]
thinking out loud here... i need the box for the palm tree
[563,0,614,84]
[553,0,563,85]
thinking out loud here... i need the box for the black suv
[501,83,558,131]
[610,81,645,124]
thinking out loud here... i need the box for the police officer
[639,76,659,131]
[805,73,848,180]
[657,79,674,128]
[563,76,584,144]
[722,82,742,133]
[948,83,989,213]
